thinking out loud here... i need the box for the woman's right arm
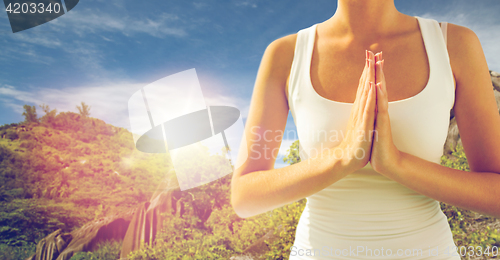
[230,35,376,219]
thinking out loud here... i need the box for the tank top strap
[440,21,448,46]
[288,24,318,114]
[415,16,455,110]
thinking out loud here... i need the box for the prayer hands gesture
[339,50,402,174]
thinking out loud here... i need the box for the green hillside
[0,104,172,258]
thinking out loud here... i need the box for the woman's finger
[367,51,375,84]
[352,51,370,123]
[354,51,370,109]
[376,59,385,86]
[359,51,375,116]
[376,60,389,116]
[375,51,382,62]
[363,81,377,130]
[374,52,382,83]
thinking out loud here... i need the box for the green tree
[76,102,91,117]
[283,140,300,165]
[22,105,38,124]
[39,103,57,126]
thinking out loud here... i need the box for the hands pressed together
[339,50,402,175]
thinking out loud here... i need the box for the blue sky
[1,0,499,168]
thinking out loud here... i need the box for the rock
[25,209,135,260]
[58,211,134,260]
[491,70,500,92]
[119,172,181,258]
[443,117,460,158]
[24,229,72,260]
[495,88,500,113]
[118,202,149,259]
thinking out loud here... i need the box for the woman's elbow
[231,191,250,219]
[231,177,254,219]
[231,195,248,219]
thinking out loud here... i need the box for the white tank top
[288,16,460,259]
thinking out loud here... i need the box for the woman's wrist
[374,150,405,178]
[325,143,368,175]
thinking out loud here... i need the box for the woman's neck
[327,0,409,38]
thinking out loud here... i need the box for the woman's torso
[286,16,459,259]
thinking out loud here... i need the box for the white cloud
[60,40,111,79]
[11,33,62,48]
[0,39,56,64]
[0,76,250,133]
[193,2,208,9]
[235,1,257,8]
[0,97,25,115]
[1,32,105,78]
[0,85,41,106]
[203,94,249,118]
[0,81,138,129]
[49,9,187,38]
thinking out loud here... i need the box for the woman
[231,0,500,259]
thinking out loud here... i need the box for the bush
[0,199,80,246]
[0,243,35,260]
[264,199,306,259]
[441,144,469,172]
[5,130,18,141]
[69,240,122,260]
[18,131,32,140]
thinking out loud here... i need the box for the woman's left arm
[371,24,500,218]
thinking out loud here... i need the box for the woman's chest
[310,38,430,103]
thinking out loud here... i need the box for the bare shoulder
[263,33,297,64]
[446,22,481,53]
[445,23,486,82]
[259,33,297,99]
